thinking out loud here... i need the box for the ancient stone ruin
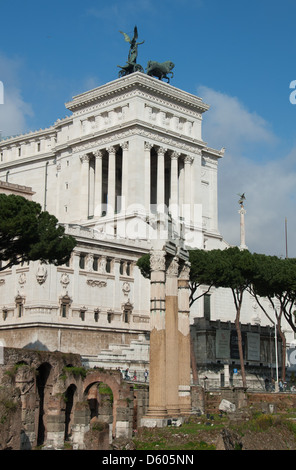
[0,347,141,450]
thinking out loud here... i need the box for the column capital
[144,141,153,151]
[150,250,166,272]
[178,260,191,281]
[93,149,103,159]
[107,146,116,154]
[80,154,90,163]
[184,155,194,165]
[120,141,129,150]
[171,151,181,160]
[157,147,167,156]
[166,255,179,277]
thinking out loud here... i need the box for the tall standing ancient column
[239,204,247,250]
[165,255,180,416]
[144,248,167,421]
[177,259,191,414]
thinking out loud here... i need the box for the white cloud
[197,86,296,258]
[198,86,277,153]
[0,53,33,138]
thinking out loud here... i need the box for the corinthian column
[183,155,193,223]
[144,249,167,420]
[94,150,103,217]
[107,146,116,216]
[144,142,152,214]
[177,260,191,414]
[80,154,90,219]
[165,255,180,416]
[157,147,166,212]
[170,151,179,219]
[121,142,129,212]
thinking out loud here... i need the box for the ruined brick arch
[83,369,132,438]
[36,362,53,446]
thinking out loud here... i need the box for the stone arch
[83,369,133,439]
[85,381,113,427]
[64,383,77,442]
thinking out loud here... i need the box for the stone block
[219,398,236,413]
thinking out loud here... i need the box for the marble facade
[0,72,293,377]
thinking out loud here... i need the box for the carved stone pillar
[239,206,247,250]
[144,142,152,213]
[80,154,90,219]
[157,147,166,212]
[170,151,179,219]
[121,142,129,211]
[107,146,116,215]
[177,260,191,414]
[94,150,103,217]
[165,255,180,416]
[89,156,95,218]
[145,249,167,419]
[184,155,193,223]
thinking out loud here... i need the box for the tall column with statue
[238,193,247,250]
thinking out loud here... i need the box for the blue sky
[0,0,296,257]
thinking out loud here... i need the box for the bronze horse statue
[146,60,175,83]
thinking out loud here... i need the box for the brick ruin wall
[0,347,144,450]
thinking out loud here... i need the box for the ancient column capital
[184,155,194,165]
[150,250,166,272]
[121,141,129,150]
[171,151,180,160]
[178,260,191,281]
[93,149,103,159]
[107,146,116,154]
[157,147,167,156]
[144,141,153,151]
[80,154,90,163]
[166,256,179,277]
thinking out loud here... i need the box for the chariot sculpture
[117,26,145,77]
[117,26,175,83]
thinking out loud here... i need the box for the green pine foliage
[0,193,76,270]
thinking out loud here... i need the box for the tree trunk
[277,321,286,382]
[233,289,247,389]
[235,313,247,388]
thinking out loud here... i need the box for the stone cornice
[71,121,205,155]
[0,151,55,170]
[66,72,209,115]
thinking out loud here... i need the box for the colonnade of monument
[79,141,196,222]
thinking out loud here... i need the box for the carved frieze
[86,279,107,288]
